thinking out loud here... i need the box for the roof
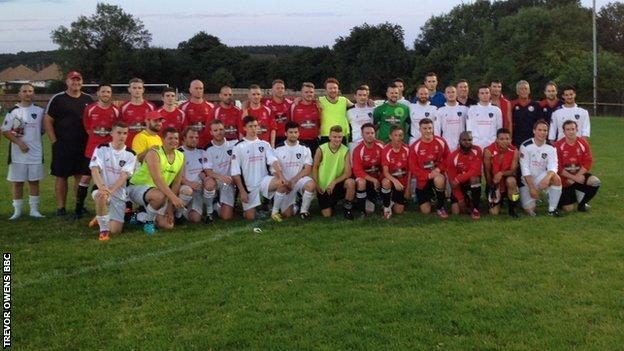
[0,64,62,82]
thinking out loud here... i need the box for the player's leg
[108,197,125,235]
[505,176,520,217]
[26,163,44,218]
[392,187,407,215]
[343,178,356,220]
[433,174,448,218]
[143,188,167,233]
[578,174,600,211]
[299,178,316,219]
[242,186,261,221]
[559,185,577,212]
[218,183,235,221]
[75,174,91,219]
[54,176,69,214]
[418,182,433,214]
[469,176,481,219]
[519,183,536,215]
[186,190,204,223]
[381,178,393,219]
[175,185,194,222]
[156,202,175,230]
[202,177,217,221]
[271,177,288,221]
[317,191,333,217]
[546,174,562,215]
[9,181,24,220]
[92,189,111,240]
[355,178,368,215]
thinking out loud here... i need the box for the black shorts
[391,185,407,205]
[317,181,347,210]
[558,173,592,207]
[450,182,471,204]
[360,179,379,201]
[416,179,437,205]
[51,140,90,178]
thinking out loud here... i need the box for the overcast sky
[0,0,604,54]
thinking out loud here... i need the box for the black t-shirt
[458,97,478,107]
[46,91,93,145]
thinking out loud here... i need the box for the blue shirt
[429,91,446,108]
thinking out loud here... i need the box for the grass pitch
[2,117,624,350]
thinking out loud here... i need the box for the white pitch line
[15,226,249,288]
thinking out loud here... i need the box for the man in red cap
[132,110,164,162]
[44,70,94,218]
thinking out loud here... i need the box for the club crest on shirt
[119,160,126,167]
[425,112,430,117]
[543,108,548,112]
[541,153,547,159]
[227,150,232,156]
[296,153,302,159]
[259,146,264,153]
[528,106,534,112]
[367,112,373,118]
[457,111,462,116]
[31,113,37,119]
[574,114,580,120]
[488,112,494,118]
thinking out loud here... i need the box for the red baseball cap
[66,71,83,80]
[145,110,164,120]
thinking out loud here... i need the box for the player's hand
[220,175,233,185]
[96,190,109,201]
[529,187,539,199]
[371,178,380,191]
[538,177,550,190]
[99,186,111,196]
[316,184,324,194]
[492,172,502,184]
[451,179,459,188]
[18,141,29,153]
[326,181,336,195]
[170,196,186,209]
[393,179,404,191]
[191,181,203,191]
[574,174,585,184]
[240,191,249,203]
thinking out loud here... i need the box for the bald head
[189,79,204,100]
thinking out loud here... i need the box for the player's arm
[230,145,249,202]
[483,149,494,185]
[582,112,591,138]
[170,164,184,196]
[43,113,56,144]
[312,147,323,192]
[2,114,29,152]
[548,117,557,142]
[270,129,276,149]
[505,150,519,177]
[109,155,136,194]
[505,103,512,136]
[333,151,353,184]
[519,146,536,190]
[145,150,183,207]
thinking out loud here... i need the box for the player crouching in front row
[352,123,384,217]
[483,128,520,218]
[555,120,600,212]
[447,131,483,219]
[380,126,410,219]
[89,121,136,241]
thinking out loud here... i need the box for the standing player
[446,131,483,219]
[380,126,410,219]
[89,121,136,241]
[456,79,477,106]
[44,71,94,217]
[409,118,450,218]
[466,86,503,149]
[519,120,562,216]
[291,82,321,156]
[409,85,439,144]
[319,77,353,144]
[120,78,156,147]
[347,85,374,153]
[352,123,384,216]
[179,79,214,148]
[243,85,276,146]
[373,84,410,143]
[313,125,356,219]
[549,86,590,142]
[436,85,467,151]
[263,79,292,145]
[424,72,446,107]
[231,116,287,221]
[483,128,520,217]
[555,120,600,212]
[128,127,187,233]
[204,120,237,221]
[392,78,411,106]
[177,128,214,223]
[213,85,243,141]
[2,83,45,219]
[132,110,163,161]
[490,80,512,130]
[272,121,317,220]
[158,87,185,134]
[539,81,562,124]
[511,80,543,146]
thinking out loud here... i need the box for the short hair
[360,122,375,132]
[19,82,34,90]
[112,120,128,130]
[419,118,433,126]
[211,119,224,126]
[162,127,179,138]
[562,85,576,93]
[387,83,399,90]
[490,80,502,85]
[562,120,578,129]
[445,85,456,91]
[496,128,511,136]
[390,125,403,134]
[416,84,428,92]
[329,125,343,133]
[162,87,176,96]
[285,121,299,130]
[220,85,232,93]
[393,78,405,84]
[272,79,285,86]
[128,77,144,85]
[242,115,257,126]
[425,72,438,79]
[515,80,530,91]
[249,84,261,90]
[301,82,315,89]
[478,85,490,91]
[457,79,469,85]
[459,131,472,140]
[533,119,549,129]
[355,85,369,94]
[97,83,112,91]
[545,81,558,90]
[182,126,199,138]
[324,77,339,87]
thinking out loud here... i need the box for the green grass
[2,117,624,350]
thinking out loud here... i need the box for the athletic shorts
[390,184,408,206]
[356,178,380,202]
[519,172,549,209]
[127,184,154,208]
[187,190,205,215]
[91,189,126,222]
[7,163,44,182]
[242,175,274,211]
[51,140,90,178]
[217,181,236,208]
[317,181,347,210]
[558,173,592,207]
[281,176,312,211]
[416,179,439,205]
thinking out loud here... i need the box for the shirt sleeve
[548,115,557,140]
[581,111,590,137]
[265,144,278,166]
[304,147,313,166]
[89,147,103,169]
[1,111,13,133]
[519,145,531,177]
[230,145,242,176]
[581,140,593,171]
[122,153,137,176]
[351,147,367,179]
[547,146,558,173]
[45,95,60,120]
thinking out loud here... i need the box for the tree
[51,3,151,81]
[597,2,624,54]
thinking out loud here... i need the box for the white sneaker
[29,211,45,218]
[9,212,22,220]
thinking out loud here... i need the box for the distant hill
[0,51,60,72]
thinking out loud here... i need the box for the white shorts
[7,163,44,182]
[281,176,313,211]
[188,190,204,215]
[218,181,236,207]
[127,184,154,208]
[91,190,126,222]
[242,175,274,211]
[520,172,548,209]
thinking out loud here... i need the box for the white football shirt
[89,143,137,200]
[466,103,503,149]
[1,103,44,164]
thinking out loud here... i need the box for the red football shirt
[382,143,410,186]
[158,107,185,136]
[447,145,483,184]
[262,97,292,136]
[408,136,450,189]
[555,137,593,187]
[214,104,242,141]
[120,100,156,147]
[291,102,320,141]
[485,142,517,193]
[493,95,511,129]
[180,100,214,148]
[83,103,120,157]
[352,140,384,180]
[246,105,275,143]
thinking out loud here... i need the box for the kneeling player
[272,121,316,220]
[128,127,187,233]
[519,120,562,216]
[352,123,384,216]
[204,120,237,220]
[483,128,520,217]
[555,120,600,212]
[380,126,410,219]
[178,128,214,223]
[231,116,287,221]
[313,125,356,219]
[447,131,483,219]
[408,118,450,218]
[89,122,136,240]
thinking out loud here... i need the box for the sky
[0,0,605,54]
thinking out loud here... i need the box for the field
[2,117,624,350]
